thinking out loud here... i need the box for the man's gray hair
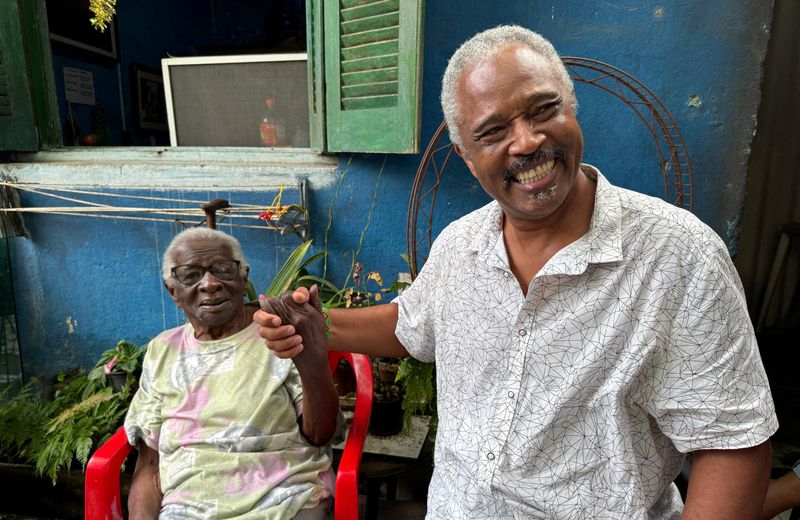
[440,25,578,149]
[162,227,249,286]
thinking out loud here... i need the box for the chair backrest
[328,351,373,519]
[85,351,373,520]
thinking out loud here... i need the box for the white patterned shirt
[394,165,778,520]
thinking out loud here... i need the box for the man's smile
[503,147,566,189]
[513,158,555,184]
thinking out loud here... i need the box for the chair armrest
[329,351,373,520]
[85,426,132,520]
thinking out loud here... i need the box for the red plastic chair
[84,351,373,520]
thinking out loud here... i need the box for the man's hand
[256,286,324,362]
[254,285,410,359]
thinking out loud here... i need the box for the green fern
[0,380,51,462]
[32,386,129,483]
[396,357,436,431]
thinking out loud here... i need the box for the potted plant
[88,339,146,393]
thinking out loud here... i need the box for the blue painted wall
[6,0,773,379]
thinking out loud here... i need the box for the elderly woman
[125,227,340,519]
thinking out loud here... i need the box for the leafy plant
[33,384,130,483]
[89,0,117,32]
[396,357,436,432]
[0,379,50,463]
[87,338,145,391]
[0,369,133,484]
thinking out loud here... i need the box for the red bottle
[259,98,279,146]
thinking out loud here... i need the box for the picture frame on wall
[131,64,169,133]
[46,0,118,61]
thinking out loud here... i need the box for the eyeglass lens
[173,261,239,285]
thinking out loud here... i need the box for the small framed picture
[46,0,118,61]
[131,64,168,132]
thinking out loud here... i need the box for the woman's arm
[128,443,162,520]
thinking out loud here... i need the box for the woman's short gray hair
[440,25,578,149]
[162,227,249,286]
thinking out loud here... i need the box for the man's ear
[454,144,479,179]
[164,281,181,307]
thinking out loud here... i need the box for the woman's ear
[164,281,181,307]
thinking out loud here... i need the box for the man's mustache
[503,147,566,185]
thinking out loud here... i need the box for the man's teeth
[514,159,554,184]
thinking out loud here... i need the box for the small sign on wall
[63,67,96,106]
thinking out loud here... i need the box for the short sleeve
[124,340,163,450]
[393,231,451,363]
[639,240,778,453]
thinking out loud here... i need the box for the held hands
[255,286,323,362]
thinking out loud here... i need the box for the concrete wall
[3,0,774,378]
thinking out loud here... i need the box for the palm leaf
[263,240,313,297]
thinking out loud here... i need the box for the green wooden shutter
[0,0,58,151]
[0,0,38,151]
[323,0,424,153]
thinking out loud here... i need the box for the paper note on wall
[63,67,96,105]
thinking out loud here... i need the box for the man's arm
[254,286,409,359]
[682,440,772,519]
[128,443,162,520]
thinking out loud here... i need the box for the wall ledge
[1,147,339,189]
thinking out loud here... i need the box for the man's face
[167,238,247,330]
[454,44,584,225]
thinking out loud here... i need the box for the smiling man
[125,227,340,519]
[256,25,777,519]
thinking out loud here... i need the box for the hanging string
[0,181,307,233]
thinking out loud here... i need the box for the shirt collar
[467,164,624,272]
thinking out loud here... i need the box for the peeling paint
[653,6,665,19]
[724,217,740,258]
[687,95,703,110]
[66,316,76,334]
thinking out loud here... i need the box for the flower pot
[368,397,404,437]
[109,371,128,393]
[376,359,399,383]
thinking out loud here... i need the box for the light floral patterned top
[395,166,778,519]
[125,322,335,519]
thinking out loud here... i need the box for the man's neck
[503,168,597,294]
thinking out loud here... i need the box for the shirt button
[518,329,527,337]
[487,452,495,460]
[503,272,509,278]
[508,391,515,398]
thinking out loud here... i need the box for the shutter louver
[322,0,424,153]
[339,0,400,111]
